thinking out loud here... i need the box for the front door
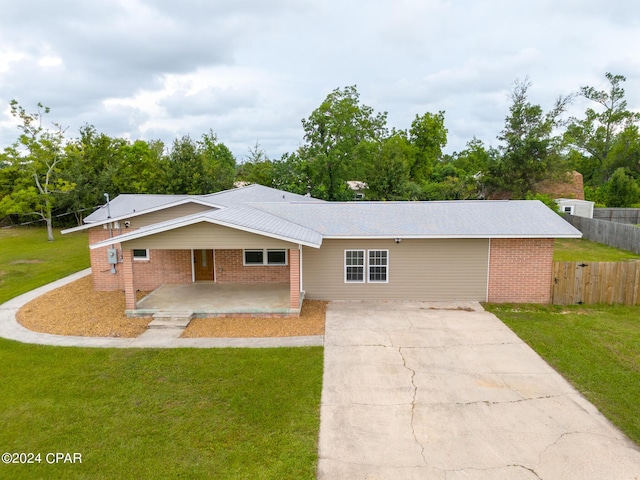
[194,249,214,281]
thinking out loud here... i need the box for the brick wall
[214,250,290,283]
[488,238,554,303]
[88,227,191,292]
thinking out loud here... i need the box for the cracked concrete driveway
[317,301,640,479]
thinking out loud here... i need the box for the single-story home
[63,184,582,315]
[556,198,595,218]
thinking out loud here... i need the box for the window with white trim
[345,250,365,282]
[368,250,388,282]
[345,249,388,283]
[562,205,574,215]
[244,249,288,266]
[132,249,149,261]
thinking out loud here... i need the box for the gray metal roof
[82,184,322,225]
[74,185,582,244]
[89,204,324,249]
[249,200,582,238]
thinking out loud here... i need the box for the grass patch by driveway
[0,227,90,303]
[0,340,323,479]
[486,303,640,446]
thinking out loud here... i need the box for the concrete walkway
[0,269,323,348]
[317,301,640,479]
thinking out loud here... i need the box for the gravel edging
[16,275,326,338]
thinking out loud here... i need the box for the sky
[0,0,639,162]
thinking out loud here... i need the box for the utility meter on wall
[107,248,118,265]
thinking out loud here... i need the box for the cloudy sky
[1,0,638,161]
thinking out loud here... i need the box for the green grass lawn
[0,227,90,303]
[0,228,324,479]
[554,238,640,262]
[0,341,323,479]
[486,303,640,446]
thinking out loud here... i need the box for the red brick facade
[214,250,290,283]
[488,238,554,303]
[89,228,192,292]
[289,249,301,309]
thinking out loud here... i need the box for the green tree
[300,85,388,200]
[565,73,640,186]
[409,111,448,182]
[0,101,75,240]
[362,132,414,200]
[487,78,572,198]
[602,167,640,207]
[164,132,236,194]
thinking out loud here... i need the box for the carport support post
[122,249,136,311]
[289,248,300,310]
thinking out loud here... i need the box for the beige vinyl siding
[125,203,214,228]
[124,222,296,250]
[302,238,489,301]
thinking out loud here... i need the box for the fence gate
[552,261,640,305]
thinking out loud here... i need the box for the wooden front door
[194,249,214,281]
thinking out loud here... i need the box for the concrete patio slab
[317,301,640,480]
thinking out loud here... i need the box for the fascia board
[322,233,583,240]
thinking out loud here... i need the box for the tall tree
[487,78,572,198]
[0,101,74,240]
[409,111,448,183]
[565,73,640,185]
[300,85,388,200]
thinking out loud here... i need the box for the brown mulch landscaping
[17,276,326,338]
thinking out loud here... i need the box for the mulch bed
[16,276,326,338]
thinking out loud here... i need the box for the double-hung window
[345,250,365,282]
[368,250,388,282]
[345,249,388,283]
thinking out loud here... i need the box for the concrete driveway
[317,301,640,479]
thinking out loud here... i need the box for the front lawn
[0,341,323,479]
[486,303,640,446]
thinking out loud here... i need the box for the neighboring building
[556,198,595,218]
[63,184,582,315]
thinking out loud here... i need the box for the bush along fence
[593,208,640,225]
[562,213,640,255]
[552,261,640,305]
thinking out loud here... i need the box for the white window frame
[563,205,574,215]
[243,249,288,266]
[344,250,366,283]
[368,249,389,283]
[132,249,149,261]
[344,249,389,283]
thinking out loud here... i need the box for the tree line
[2,73,639,240]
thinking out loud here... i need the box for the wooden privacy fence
[552,261,640,305]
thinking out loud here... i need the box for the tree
[300,85,388,200]
[602,167,640,207]
[487,78,572,198]
[409,111,448,182]
[362,132,413,200]
[0,101,74,240]
[564,73,640,185]
[164,131,236,195]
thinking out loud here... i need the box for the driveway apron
[317,301,640,479]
